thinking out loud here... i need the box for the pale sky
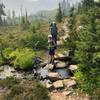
[2,0,81,16]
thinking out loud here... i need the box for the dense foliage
[0,1,5,26]
[56,3,63,22]
[0,21,48,69]
[65,0,100,99]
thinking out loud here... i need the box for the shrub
[0,56,3,65]
[1,79,50,100]
[27,83,50,100]
[29,33,48,49]
[0,77,20,88]
[30,24,36,33]
[10,48,36,70]
[19,32,48,49]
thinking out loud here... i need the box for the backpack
[51,26,58,36]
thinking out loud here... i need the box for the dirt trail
[48,20,90,100]
[50,92,90,100]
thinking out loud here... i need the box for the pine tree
[21,16,26,30]
[7,10,12,25]
[56,3,63,23]
[0,1,5,26]
[25,10,30,26]
[82,0,94,10]
[12,10,16,25]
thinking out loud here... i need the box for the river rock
[53,80,64,89]
[69,65,78,71]
[63,79,77,88]
[45,64,54,70]
[56,62,67,68]
[48,72,59,81]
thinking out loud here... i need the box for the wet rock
[48,72,60,81]
[69,65,78,71]
[63,79,77,88]
[54,69,70,79]
[45,64,54,70]
[56,62,67,68]
[53,80,64,89]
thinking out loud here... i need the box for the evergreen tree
[65,0,100,98]
[0,1,5,26]
[82,0,94,10]
[20,10,30,30]
[56,3,63,23]
[25,10,30,27]
[66,7,77,57]
[21,16,26,30]
[12,10,16,25]
[7,10,12,25]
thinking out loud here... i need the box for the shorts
[49,49,55,55]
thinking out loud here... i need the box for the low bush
[0,57,3,65]
[10,48,36,70]
[18,32,48,50]
[1,78,50,100]
[0,77,20,88]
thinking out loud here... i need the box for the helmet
[48,34,52,38]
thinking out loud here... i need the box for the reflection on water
[37,67,71,80]
[55,69,71,79]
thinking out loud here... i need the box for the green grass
[0,77,50,100]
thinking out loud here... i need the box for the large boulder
[53,80,64,89]
[69,65,78,71]
[48,72,60,81]
[45,64,54,70]
[63,79,77,88]
[56,62,67,68]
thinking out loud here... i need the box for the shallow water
[54,69,71,79]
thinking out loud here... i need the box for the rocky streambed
[0,52,90,100]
